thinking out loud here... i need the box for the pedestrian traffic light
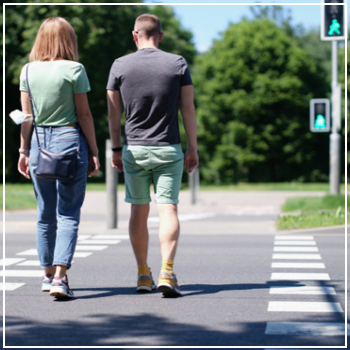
[310,99,330,132]
[321,0,346,41]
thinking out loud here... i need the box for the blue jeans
[29,124,88,269]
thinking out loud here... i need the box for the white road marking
[272,254,322,260]
[274,235,314,240]
[0,258,26,266]
[77,240,121,245]
[273,247,318,252]
[0,283,26,291]
[269,286,336,295]
[271,262,325,269]
[265,321,345,336]
[271,272,330,280]
[91,234,129,239]
[268,301,343,313]
[274,241,316,246]
[0,270,44,277]
[74,252,93,258]
[225,205,275,215]
[75,245,108,251]
[16,260,41,266]
[78,235,92,240]
[148,213,216,222]
[16,249,38,256]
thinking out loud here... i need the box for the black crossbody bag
[26,64,79,181]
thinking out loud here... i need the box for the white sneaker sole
[157,282,181,296]
[50,285,74,298]
[42,284,51,292]
[136,284,157,293]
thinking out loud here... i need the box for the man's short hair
[134,14,162,38]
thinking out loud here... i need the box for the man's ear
[158,32,164,42]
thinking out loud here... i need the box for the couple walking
[17,15,198,298]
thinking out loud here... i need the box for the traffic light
[321,0,346,41]
[310,99,330,132]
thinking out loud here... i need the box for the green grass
[277,194,347,230]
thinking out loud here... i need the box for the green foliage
[4,2,196,183]
[193,18,330,184]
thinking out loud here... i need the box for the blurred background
[3,0,349,186]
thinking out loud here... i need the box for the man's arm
[107,89,123,172]
[180,85,199,173]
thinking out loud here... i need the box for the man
[107,14,198,296]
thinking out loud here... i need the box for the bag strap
[25,64,41,149]
[25,64,80,153]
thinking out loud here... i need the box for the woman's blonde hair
[29,17,78,62]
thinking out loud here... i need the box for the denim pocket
[56,138,79,155]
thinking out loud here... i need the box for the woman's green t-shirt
[20,60,91,126]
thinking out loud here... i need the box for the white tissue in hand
[9,110,32,124]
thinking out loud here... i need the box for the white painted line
[0,282,26,291]
[0,258,26,266]
[92,234,129,239]
[272,254,322,260]
[265,321,345,336]
[274,241,316,246]
[74,252,93,258]
[78,235,92,241]
[16,249,38,256]
[271,273,330,280]
[16,260,41,266]
[274,235,314,240]
[273,247,318,252]
[78,240,121,245]
[75,245,108,251]
[271,262,325,269]
[269,286,336,295]
[268,301,343,313]
[0,270,44,277]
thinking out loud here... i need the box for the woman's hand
[88,154,100,177]
[18,154,30,179]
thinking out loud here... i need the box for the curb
[276,225,347,234]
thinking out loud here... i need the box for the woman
[17,17,100,298]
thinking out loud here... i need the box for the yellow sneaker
[136,270,156,293]
[157,272,181,296]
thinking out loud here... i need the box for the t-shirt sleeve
[180,57,193,86]
[106,61,120,91]
[19,64,29,92]
[72,65,91,94]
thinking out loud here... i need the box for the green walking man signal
[321,0,345,41]
[310,99,330,133]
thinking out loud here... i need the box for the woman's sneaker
[137,270,156,293]
[41,274,54,292]
[49,275,74,298]
[157,272,181,296]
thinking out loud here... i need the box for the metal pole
[329,40,341,195]
[106,139,118,228]
[189,168,199,205]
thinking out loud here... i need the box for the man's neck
[137,40,159,50]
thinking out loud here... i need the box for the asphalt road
[1,230,347,347]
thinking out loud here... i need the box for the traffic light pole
[329,40,341,194]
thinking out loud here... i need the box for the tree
[4,2,196,182]
[193,19,330,184]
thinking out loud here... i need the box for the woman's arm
[18,91,33,179]
[74,93,100,177]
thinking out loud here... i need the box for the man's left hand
[112,151,123,172]
[184,149,199,174]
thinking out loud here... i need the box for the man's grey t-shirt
[106,48,192,145]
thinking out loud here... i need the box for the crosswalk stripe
[75,245,108,251]
[269,286,336,295]
[74,252,93,258]
[271,262,325,269]
[0,258,26,266]
[0,282,26,291]
[91,234,129,239]
[274,247,318,252]
[268,301,343,313]
[274,241,316,246]
[77,240,121,245]
[272,253,322,260]
[271,272,330,280]
[0,270,44,277]
[77,235,92,240]
[16,260,41,266]
[274,235,314,240]
[265,321,345,335]
[16,249,38,256]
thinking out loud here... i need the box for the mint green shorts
[122,144,184,205]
